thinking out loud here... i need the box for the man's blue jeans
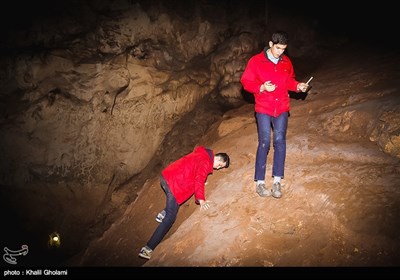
[147,176,179,250]
[255,111,288,181]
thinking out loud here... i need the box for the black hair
[271,31,289,45]
[215,152,230,168]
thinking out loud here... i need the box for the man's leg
[254,112,272,197]
[271,112,288,198]
[146,177,179,250]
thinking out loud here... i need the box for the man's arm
[240,58,264,94]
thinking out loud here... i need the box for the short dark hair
[215,152,230,168]
[271,31,289,45]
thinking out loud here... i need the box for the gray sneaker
[256,183,271,197]
[271,182,282,198]
[155,210,166,223]
[138,246,153,260]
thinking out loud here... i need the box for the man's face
[213,159,226,170]
[269,42,287,59]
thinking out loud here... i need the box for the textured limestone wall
[0,1,265,189]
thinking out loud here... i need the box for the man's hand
[198,200,212,210]
[297,82,309,92]
[260,81,276,93]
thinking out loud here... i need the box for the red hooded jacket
[161,146,214,205]
[240,50,299,117]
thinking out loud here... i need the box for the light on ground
[48,232,61,247]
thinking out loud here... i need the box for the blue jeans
[255,112,288,181]
[146,176,179,250]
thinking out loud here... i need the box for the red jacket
[161,146,214,205]
[240,50,299,117]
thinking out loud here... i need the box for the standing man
[240,31,309,199]
[138,146,230,260]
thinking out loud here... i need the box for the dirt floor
[67,42,400,268]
